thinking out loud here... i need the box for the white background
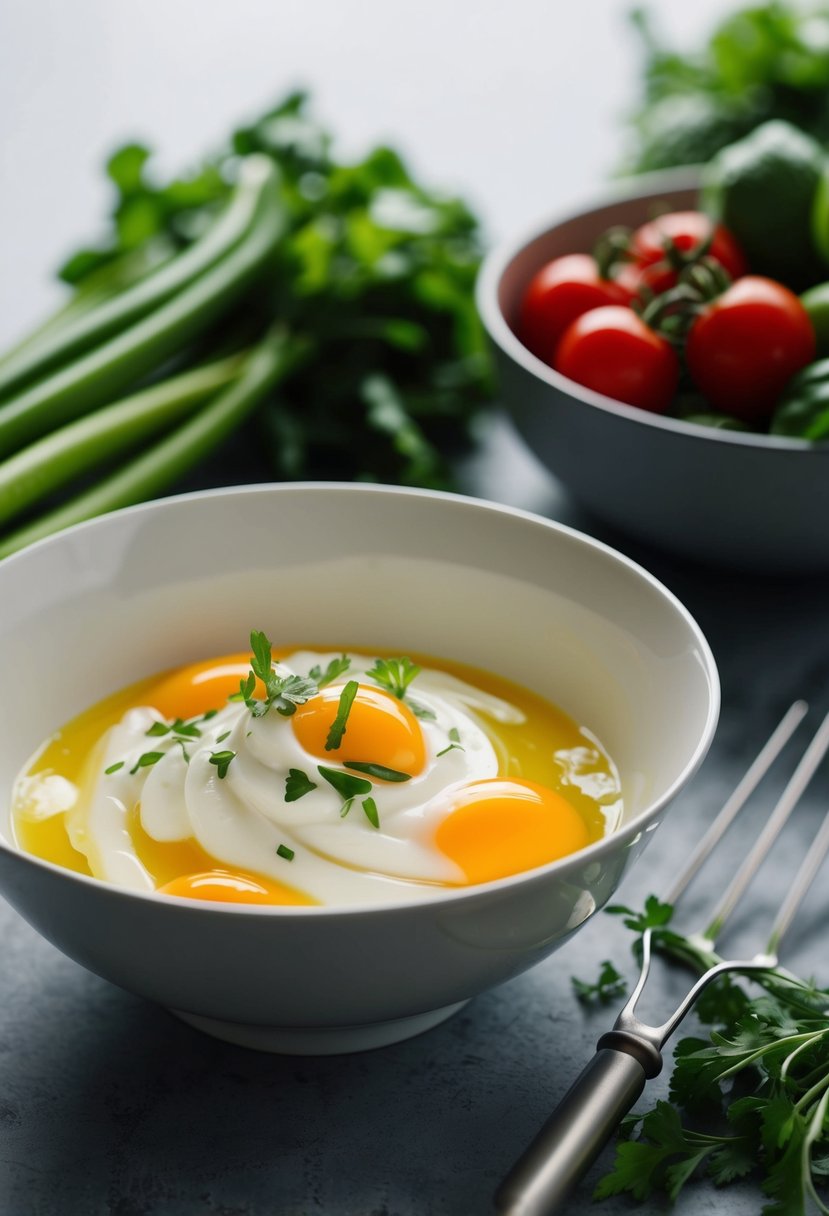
[2,0,733,347]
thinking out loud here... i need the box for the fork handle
[494,1033,663,1216]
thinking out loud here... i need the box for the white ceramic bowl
[0,484,718,1053]
[477,172,829,572]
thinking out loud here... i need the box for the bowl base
[170,1000,468,1054]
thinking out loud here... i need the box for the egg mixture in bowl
[11,634,622,908]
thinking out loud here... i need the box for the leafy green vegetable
[590,897,829,1214]
[625,5,829,174]
[275,843,295,861]
[317,765,373,817]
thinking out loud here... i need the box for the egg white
[64,652,527,906]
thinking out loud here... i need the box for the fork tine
[702,710,829,945]
[663,700,808,907]
[766,807,829,957]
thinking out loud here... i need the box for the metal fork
[495,700,829,1216]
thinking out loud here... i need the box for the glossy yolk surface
[145,653,266,720]
[158,869,316,906]
[291,684,426,777]
[435,778,590,884]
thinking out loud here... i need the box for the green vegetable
[308,655,351,689]
[701,120,826,288]
[0,155,270,401]
[0,157,285,459]
[0,354,242,531]
[0,331,295,559]
[317,765,373,815]
[771,358,829,439]
[0,92,491,558]
[625,5,829,174]
[275,843,295,861]
[588,896,829,1213]
[801,283,829,356]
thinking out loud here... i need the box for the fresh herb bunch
[61,91,491,486]
[625,4,829,173]
[0,93,491,558]
[581,897,829,1215]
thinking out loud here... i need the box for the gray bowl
[477,172,828,573]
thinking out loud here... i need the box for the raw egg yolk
[145,654,266,720]
[157,869,316,906]
[435,778,590,884]
[292,684,426,777]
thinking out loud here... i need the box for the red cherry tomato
[518,254,633,366]
[554,306,680,414]
[686,276,815,421]
[628,211,748,293]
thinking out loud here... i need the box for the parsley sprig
[238,630,319,718]
[579,896,829,1214]
[366,655,435,721]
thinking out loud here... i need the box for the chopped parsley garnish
[409,701,437,721]
[362,796,380,829]
[318,765,372,817]
[437,727,465,758]
[130,750,165,774]
[285,768,317,802]
[276,843,295,861]
[367,656,421,701]
[318,766,372,800]
[104,761,124,775]
[325,680,359,751]
[309,655,351,688]
[215,730,231,744]
[238,629,319,718]
[208,749,236,779]
[343,760,411,782]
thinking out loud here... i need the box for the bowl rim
[477,169,825,455]
[0,481,721,917]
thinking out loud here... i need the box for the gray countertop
[3,416,828,1216]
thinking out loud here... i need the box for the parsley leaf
[276,843,295,861]
[240,629,319,718]
[325,680,359,750]
[362,796,380,829]
[571,960,627,1006]
[209,749,236,779]
[367,656,421,700]
[591,894,829,1214]
[317,766,372,802]
[343,760,411,782]
[437,727,465,757]
[105,761,124,774]
[285,768,317,802]
[130,750,165,774]
[309,655,351,688]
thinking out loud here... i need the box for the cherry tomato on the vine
[518,254,633,366]
[626,211,748,295]
[686,276,815,421]
[554,306,680,414]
